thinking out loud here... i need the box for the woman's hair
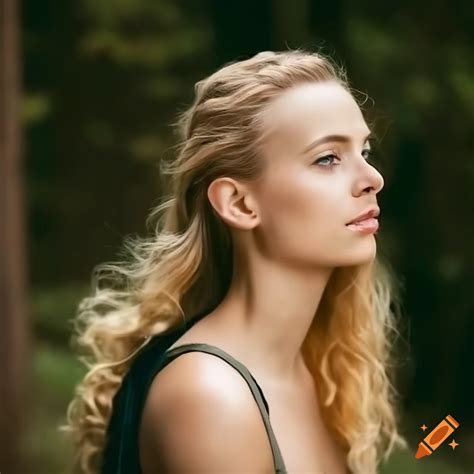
[62,48,409,474]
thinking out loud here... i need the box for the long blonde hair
[62,48,408,474]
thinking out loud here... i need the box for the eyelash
[313,149,374,168]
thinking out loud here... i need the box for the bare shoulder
[138,351,274,474]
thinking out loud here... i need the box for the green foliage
[25,342,85,473]
[30,283,90,344]
[79,29,212,66]
[21,93,52,125]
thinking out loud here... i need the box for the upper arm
[139,352,274,474]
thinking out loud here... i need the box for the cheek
[259,167,336,226]
[256,169,341,257]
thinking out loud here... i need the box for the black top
[101,313,288,474]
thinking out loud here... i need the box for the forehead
[259,81,370,148]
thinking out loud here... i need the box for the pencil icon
[415,414,459,459]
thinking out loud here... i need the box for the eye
[362,148,375,162]
[313,153,340,167]
[313,149,376,168]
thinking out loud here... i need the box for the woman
[63,49,408,474]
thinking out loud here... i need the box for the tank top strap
[161,343,288,474]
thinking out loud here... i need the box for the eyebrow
[301,132,374,155]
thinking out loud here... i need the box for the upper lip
[346,206,380,225]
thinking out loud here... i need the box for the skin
[197,80,384,387]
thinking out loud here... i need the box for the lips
[346,207,380,225]
[346,217,379,235]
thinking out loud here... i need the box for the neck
[202,257,334,386]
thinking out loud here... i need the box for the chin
[336,246,377,267]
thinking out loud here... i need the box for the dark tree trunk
[0,0,30,472]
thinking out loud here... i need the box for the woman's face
[252,81,385,269]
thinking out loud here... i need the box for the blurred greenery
[31,283,90,344]
[22,0,472,472]
[26,284,87,473]
[26,342,85,474]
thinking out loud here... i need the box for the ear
[207,177,260,230]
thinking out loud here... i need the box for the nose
[353,159,384,196]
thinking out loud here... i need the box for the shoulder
[145,351,262,421]
[139,351,274,473]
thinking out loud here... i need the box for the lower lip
[346,217,379,234]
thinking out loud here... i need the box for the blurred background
[1,0,473,472]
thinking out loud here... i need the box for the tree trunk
[0,0,30,472]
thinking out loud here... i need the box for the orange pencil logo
[415,414,460,459]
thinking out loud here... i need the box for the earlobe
[207,178,259,230]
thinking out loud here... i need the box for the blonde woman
[63,49,408,474]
